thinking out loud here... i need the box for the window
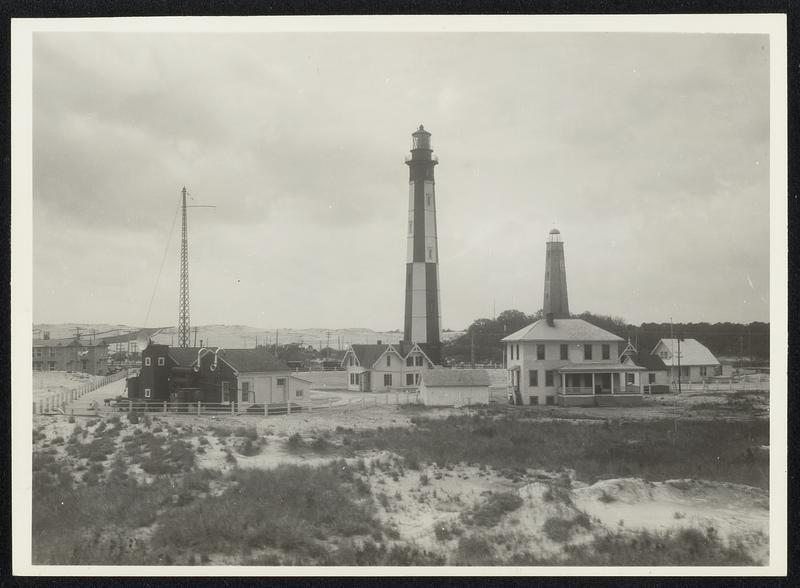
[350,373,355,385]
[33,361,41,370]
[583,345,592,360]
[545,396,555,406]
[242,381,250,397]
[415,356,423,366]
[537,344,545,360]
[406,356,414,366]
[49,348,56,357]
[648,373,656,384]
[408,221,413,235]
[699,366,708,377]
[144,357,151,366]
[386,355,391,367]
[529,370,538,387]
[427,247,433,260]
[560,344,569,360]
[529,396,539,406]
[222,382,230,402]
[384,374,392,386]
[415,373,421,385]
[625,373,635,386]
[545,370,554,386]
[144,388,151,398]
[659,351,669,359]
[277,378,286,386]
[296,389,303,398]
[157,356,165,366]
[680,366,690,377]
[602,344,610,360]
[406,373,415,386]
[49,362,56,371]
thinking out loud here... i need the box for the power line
[143,194,182,328]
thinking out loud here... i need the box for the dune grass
[352,414,769,488]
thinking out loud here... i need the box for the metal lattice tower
[177,186,191,348]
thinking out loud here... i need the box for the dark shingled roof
[634,353,668,371]
[166,347,289,373]
[422,368,491,387]
[350,344,391,369]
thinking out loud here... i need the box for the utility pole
[194,327,198,347]
[470,332,476,368]
[669,318,675,391]
[275,329,279,354]
[677,335,682,395]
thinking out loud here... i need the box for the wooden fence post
[328,397,333,409]
[264,402,268,417]
[163,401,167,413]
[287,401,291,415]
[197,401,201,416]
[230,402,234,416]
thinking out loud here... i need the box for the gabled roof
[652,339,720,366]
[422,368,490,387]
[166,347,289,373]
[501,318,624,343]
[345,342,437,369]
[348,344,391,369]
[32,337,106,348]
[634,352,668,372]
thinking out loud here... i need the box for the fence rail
[40,389,423,418]
[33,369,134,415]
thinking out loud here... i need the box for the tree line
[442,309,769,365]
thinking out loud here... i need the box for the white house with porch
[501,317,645,407]
[341,342,436,393]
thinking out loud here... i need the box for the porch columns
[591,373,596,396]
[610,373,614,395]
[561,371,566,392]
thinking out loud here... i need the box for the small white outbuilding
[419,368,491,407]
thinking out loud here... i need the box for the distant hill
[33,323,464,350]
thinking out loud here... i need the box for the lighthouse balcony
[404,153,438,164]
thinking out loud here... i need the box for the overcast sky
[32,32,770,330]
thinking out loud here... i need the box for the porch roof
[557,362,644,373]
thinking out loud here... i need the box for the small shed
[419,369,491,407]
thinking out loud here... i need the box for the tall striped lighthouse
[403,125,442,365]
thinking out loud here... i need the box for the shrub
[419,472,429,486]
[127,412,141,425]
[434,520,463,541]
[454,535,496,565]
[152,463,379,557]
[51,436,65,445]
[462,492,523,527]
[285,433,305,451]
[542,514,592,543]
[68,415,75,424]
[598,490,617,503]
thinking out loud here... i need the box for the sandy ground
[32,371,106,401]
[31,380,770,565]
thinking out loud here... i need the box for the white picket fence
[33,369,132,415]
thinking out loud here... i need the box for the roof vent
[377,340,382,345]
